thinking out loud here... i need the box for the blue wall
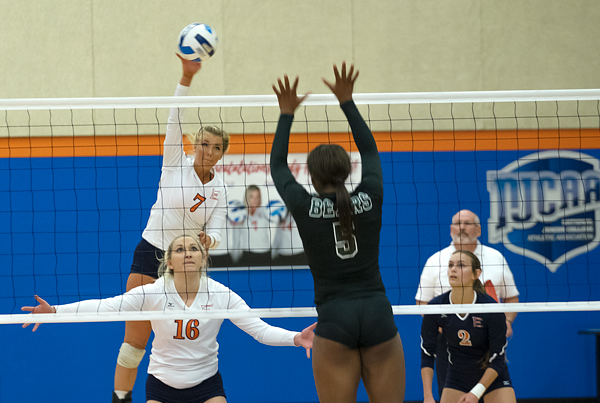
[1,150,599,402]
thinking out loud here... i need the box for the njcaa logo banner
[487,150,600,272]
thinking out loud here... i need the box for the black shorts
[315,293,398,348]
[444,364,512,395]
[145,371,226,403]
[129,238,163,279]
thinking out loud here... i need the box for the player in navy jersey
[113,55,230,402]
[420,250,517,403]
[23,235,316,403]
[270,63,405,403]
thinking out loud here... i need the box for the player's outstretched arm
[21,295,56,332]
[322,62,359,105]
[293,322,317,358]
[270,75,309,198]
[164,54,203,168]
[323,62,381,188]
[272,75,309,116]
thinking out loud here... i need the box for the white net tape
[2,89,600,111]
[3,301,600,325]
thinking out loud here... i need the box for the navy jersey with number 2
[421,291,512,393]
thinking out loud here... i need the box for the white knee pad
[117,343,146,369]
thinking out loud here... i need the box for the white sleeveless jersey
[142,84,227,251]
[56,276,298,389]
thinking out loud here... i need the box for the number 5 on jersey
[333,222,358,259]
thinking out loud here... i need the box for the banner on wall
[208,152,362,270]
[486,150,600,272]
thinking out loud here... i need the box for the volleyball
[177,23,218,62]
[227,200,247,224]
[267,200,288,223]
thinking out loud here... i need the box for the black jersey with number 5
[270,101,386,306]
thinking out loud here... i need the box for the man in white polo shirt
[416,209,519,396]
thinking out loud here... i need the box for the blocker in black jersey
[270,64,405,403]
[271,100,387,308]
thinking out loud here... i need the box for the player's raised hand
[177,53,202,86]
[322,62,359,104]
[272,75,309,116]
[21,295,56,332]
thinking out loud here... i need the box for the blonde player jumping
[112,55,230,402]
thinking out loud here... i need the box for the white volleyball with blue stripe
[267,200,288,223]
[227,200,247,224]
[177,23,218,62]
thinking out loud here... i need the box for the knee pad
[117,342,146,369]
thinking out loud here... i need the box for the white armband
[470,383,486,400]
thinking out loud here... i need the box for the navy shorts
[130,238,163,279]
[315,293,398,348]
[444,364,512,395]
[145,371,226,403]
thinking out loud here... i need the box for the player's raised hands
[322,62,359,104]
[177,53,202,86]
[293,322,317,358]
[272,75,309,116]
[21,295,56,332]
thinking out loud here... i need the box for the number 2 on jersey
[173,319,200,340]
[458,329,472,346]
[333,222,358,259]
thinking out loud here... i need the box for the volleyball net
[2,89,600,324]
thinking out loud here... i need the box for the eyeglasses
[451,222,479,227]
